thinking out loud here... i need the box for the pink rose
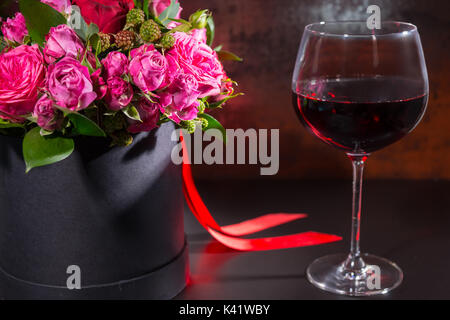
[91,69,107,100]
[163,73,200,109]
[102,52,129,79]
[209,72,234,102]
[191,28,207,43]
[129,44,171,93]
[33,94,62,131]
[41,0,72,14]
[160,73,201,123]
[44,24,85,64]
[168,32,224,98]
[127,98,160,134]
[163,98,200,123]
[104,77,133,111]
[47,57,97,111]
[150,0,182,18]
[1,13,28,44]
[0,45,45,122]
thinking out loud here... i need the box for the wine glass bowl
[292,77,428,154]
[292,21,428,296]
[292,21,428,155]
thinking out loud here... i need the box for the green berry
[182,120,197,134]
[140,20,162,43]
[200,118,208,130]
[115,30,136,50]
[98,33,112,51]
[126,9,145,28]
[159,34,175,49]
[197,100,206,114]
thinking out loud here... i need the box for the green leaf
[198,113,227,143]
[142,92,157,103]
[0,38,6,52]
[72,18,88,41]
[143,0,150,18]
[159,0,180,26]
[67,113,106,137]
[214,45,223,52]
[150,14,165,27]
[23,35,32,45]
[207,93,244,109]
[133,0,142,9]
[23,127,75,173]
[81,53,94,73]
[169,18,190,24]
[19,0,67,46]
[68,5,96,42]
[122,106,142,122]
[86,23,99,39]
[217,50,243,62]
[0,118,25,129]
[189,9,210,29]
[167,21,193,33]
[206,16,215,47]
[88,32,102,66]
[91,33,101,50]
[90,34,102,66]
[40,128,54,136]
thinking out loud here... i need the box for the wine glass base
[306,253,403,297]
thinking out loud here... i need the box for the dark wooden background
[2,0,449,180]
[181,0,450,181]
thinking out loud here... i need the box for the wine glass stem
[345,154,368,270]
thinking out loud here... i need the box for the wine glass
[292,21,428,296]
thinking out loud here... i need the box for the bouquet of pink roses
[0,0,241,172]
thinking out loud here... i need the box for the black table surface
[176,179,450,300]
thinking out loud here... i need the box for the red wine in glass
[292,77,428,154]
[292,21,429,296]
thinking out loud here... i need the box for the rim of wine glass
[304,21,418,38]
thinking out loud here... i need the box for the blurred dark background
[2,0,449,180]
[182,0,450,181]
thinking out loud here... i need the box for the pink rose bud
[0,45,45,122]
[151,0,182,18]
[47,57,97,111]
[170,73,200,109]
[129,44,169,93]
[161,97,200,124]
[209,72,234,102]
[41,0,72,14]
[1,12,28,44]
[44,24,85,64]
[127,98,160,134]
[105,77,134,111]
[171,99,200,123]
[33,95,61,131]
[159,73,201,123]
[91,69,107,100]
[101,52,129,79]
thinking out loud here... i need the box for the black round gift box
[0,123,188,299]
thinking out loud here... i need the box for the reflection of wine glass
[292,21,428,296]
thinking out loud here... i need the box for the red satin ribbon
[181,132,342,251]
